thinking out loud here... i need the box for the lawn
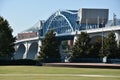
[0,66,120,80]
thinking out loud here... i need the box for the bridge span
[14,26,120,60]
[13,9,120,60]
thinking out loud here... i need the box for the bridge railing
[15,26,120,43]
[79,26,120,34]
[15,37,39,43]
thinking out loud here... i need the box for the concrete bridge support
[115,31,120,44]
[23,42,31,59]
[36,40,42,59]
[14,44,26,59]
[14,39,42,60]
[26,42,38,59]
[73,35,79,44]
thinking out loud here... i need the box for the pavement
[43,63,120,69]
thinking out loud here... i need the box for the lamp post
[97,16,99,28]
[101,19,107,63]
[102,25,104,57]
[113,13,116,26]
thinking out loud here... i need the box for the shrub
[0,59,42,66]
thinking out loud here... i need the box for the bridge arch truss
[42,10,78,36]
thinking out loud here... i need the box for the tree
[71,32,91,61]
[99,32,118,59]
[0,16,15,58]
[61,41,68,51]
[39,30,61,62]
[61,40,71,53]
[89,38,102,58]
[117,41,120,59]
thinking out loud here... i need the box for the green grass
[0,76,120,80]
[0,66,120,80]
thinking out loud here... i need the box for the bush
[70,58,102,63]
[39,57,61,63]
[0,59,42,66]
[107,59,120,64]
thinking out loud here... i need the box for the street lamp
[101,18,107,63]
[97,16,99,28]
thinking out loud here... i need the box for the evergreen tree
[0,16,15,58]
[99,32,118,59]
[39,30,61,62]
[117,41,120,59]
[61,40,70,53]
[71,32,91,61]
[89,38,102,58]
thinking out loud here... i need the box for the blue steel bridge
[14,8,120,60]
[41,9,107,37]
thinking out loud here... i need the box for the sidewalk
[43,63,120,69]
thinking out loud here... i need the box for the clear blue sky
[0,0,120,36]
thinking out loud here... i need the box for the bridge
[14,26,120,60]
[13,8,120,60]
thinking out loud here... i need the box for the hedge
[0,59,42,66]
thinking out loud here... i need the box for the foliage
[70,31,120,62]
[89,38,102,58]
[61,40,68,50]
[61,40,71,53]
[99,32,118,58]
[71,32,91,61]
[39,30,61,62]
[117,41,120,59]
[0,16,15,58]
[0,59,41,65]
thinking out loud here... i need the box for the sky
[0,0,120,36]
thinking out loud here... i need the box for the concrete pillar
[23,42,31,59]
[73,35,78,45]
[35,40,42,59]
[115,31,120,44]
